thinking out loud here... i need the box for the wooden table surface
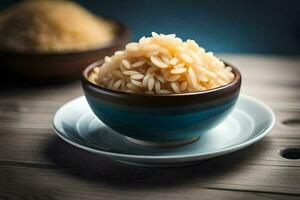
[0,55,299,199]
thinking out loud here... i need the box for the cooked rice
[88,32,235,94]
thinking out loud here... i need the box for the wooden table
[0,55,299,199]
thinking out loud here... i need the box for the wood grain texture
[0,136,300,195]
[0,55,300,199]
[1,166,299,200]
[0,132,299,167]
[221,55,300,105]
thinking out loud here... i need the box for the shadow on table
[0,67,79,91]
[45,135,270,189]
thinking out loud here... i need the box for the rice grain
[88,32,235,94]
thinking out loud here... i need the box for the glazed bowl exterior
[82,60,241,143]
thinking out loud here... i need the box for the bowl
[82,60,241,146]
[0,20,130,82]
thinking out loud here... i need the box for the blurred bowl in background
[0,20,130,82]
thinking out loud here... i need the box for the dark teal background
[1,0,300,54]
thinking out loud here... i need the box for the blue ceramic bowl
[82,60,241,145]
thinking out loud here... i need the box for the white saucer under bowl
[53,95,275,167]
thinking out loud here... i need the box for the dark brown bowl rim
[0,18,130,57]
[82,59,241,98]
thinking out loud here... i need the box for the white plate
[53,95,275,167]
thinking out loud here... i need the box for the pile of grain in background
[0,0,115,53]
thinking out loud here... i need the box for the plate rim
[53,94,275,160]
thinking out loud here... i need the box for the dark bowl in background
[0,20,130,82]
